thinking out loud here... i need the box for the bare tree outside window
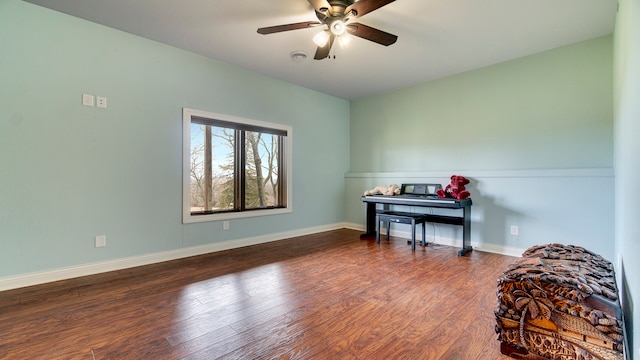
[189,124,235,212]
[245,131,279,209]
[184,111,288,220]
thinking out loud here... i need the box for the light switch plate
[82,94,94,107]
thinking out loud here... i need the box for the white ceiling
[24,0,617,100]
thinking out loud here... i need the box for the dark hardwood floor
[0,229,517,359]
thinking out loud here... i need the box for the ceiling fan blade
[257,21,323,35]
[307,0,331,12]
[314,33,335,60]
[347,22,397,46]
[345,0,395,19]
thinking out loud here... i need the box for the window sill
[182,207,292,224]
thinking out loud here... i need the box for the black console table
[361,195,473,256]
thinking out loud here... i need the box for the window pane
[245,131,279,209]
[189,124,235,213]
[183,108,290,223]
[211,126,235,211]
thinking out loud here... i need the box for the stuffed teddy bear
[364,184,401,196]
[436,175,471,200]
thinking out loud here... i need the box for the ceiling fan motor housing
[316,0,357,22]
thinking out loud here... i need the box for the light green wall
[0,0,350,277]
[614,0,639,356]
[347,36,615,260]
[351,36,613,172]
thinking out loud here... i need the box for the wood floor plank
[0,229,517,359]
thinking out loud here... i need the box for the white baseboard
[343,222,524,257]
[385,228,525,258]
[473,243,524,258]
[342,222,365,232]
[0,222,522,291]
[0,223,348,292]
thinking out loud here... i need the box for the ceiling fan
[257,0,398,60]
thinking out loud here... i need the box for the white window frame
[182,108,292,224]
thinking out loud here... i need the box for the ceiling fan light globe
[330,20,346,36]
[338,35,351,48]
[313,31,330,47]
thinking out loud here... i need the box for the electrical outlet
[510,226,519,236]
[96,96,107,109]
[223,221,230,230]
[95,235,106,247]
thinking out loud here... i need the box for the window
[183,108,292,223]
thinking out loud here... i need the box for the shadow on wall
[621,260,634,356]
[468,178,523,251]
